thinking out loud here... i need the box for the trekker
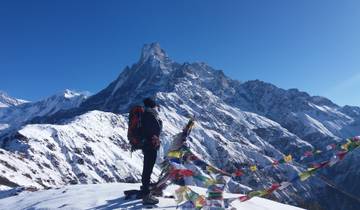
[140,97,163,205]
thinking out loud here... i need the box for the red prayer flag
[233,169,244,177]
[266,183,281,194]
[337,151,348,160]
[239,195,250,202]
[272,160,279,166]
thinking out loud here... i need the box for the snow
[299,113,335,137]
[111,72,130,97]
[0,124,9,131]
[0,183,304,210]
[0,89,87,136]
[0,111,161,189]
[0,91,28,108]
[62,89,84,99]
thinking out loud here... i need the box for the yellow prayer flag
[284,154,293,163]
[167,150,182,159]
[204,178,216,187]
[342,142,351,151]
[250,165,257,172]
[299,168,316,181]
[248,190,267,198]
[206,165,223,174]
[174,186,188,203]
[299,171,311,181]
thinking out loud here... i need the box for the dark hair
[143,97,157,108]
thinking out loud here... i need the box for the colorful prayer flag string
[169,136,360,208]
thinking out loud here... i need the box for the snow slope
[0,111,160,189]
[0,183,305,210]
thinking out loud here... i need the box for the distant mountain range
[0,43,359,210]
[0,89,87,139]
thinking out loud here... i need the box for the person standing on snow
[140,97,162,205]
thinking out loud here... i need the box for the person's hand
[151,135,161,149]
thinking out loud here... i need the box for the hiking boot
[151,188,163,197]
[142,194,159,205]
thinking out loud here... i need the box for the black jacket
[142,108,162,148]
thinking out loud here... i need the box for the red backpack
[127,106,145,151]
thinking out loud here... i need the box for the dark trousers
[141,148,157,195]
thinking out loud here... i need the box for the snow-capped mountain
[78,42,179,114]
[0,91,28,108]
[0,89,88,137]
[45,43,360,146]
[0,43,359,210]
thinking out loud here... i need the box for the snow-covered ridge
[0,106,308,191]
[230,80,358,140]
[0,110,155,189]
[0,91,28,108]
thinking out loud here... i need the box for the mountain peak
[53,89,89,100]
[139,42,169,63]
[0,90,28,107]
[63,89,81,98]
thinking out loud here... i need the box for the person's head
[143,97,158,109]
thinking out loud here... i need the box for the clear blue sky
[0,0,359,106]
